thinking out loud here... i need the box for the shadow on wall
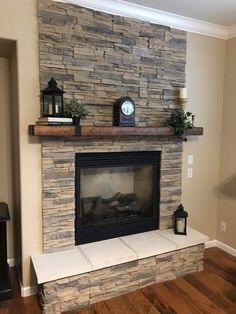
[217,174,236,199]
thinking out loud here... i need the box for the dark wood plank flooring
[0,247,235,314]
[0,269,40,314]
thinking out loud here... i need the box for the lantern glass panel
[54,95,63,116]
[43,94,53,116]
[176,217,185,233]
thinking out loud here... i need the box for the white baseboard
[20,283,38,297]
[205,240,217,248]
[205,240,236,256]
[14,262,38,297]
[8,258,16,267]
[214,240,236,257]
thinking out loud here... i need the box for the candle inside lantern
[180,87,187,99]
[176,218,185,233]
[49,104,53,115]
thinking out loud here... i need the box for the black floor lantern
[41,78,64,117]
[173,204,188,235]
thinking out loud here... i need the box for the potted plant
[167,110,193,141]
[64,99,89,125]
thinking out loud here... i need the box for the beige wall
[0,57,14,259]
[183,33,225,240]
[0,0,42,287]
[218,37,236,249]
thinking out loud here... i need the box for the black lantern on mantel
[173,204,188,235]
[41,78,64,117]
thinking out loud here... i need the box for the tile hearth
[32,227,208,284]
[32,227,208,313]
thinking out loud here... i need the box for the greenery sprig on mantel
[167,110,193,141]
[64,99,89,118]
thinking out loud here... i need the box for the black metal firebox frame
[75,151,161,245]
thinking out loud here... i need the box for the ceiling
[125,0,236,27]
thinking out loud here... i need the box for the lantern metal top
[174,204,188,218]
[41,78,65,95]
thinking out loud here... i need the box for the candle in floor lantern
[180,87,187,99]
[174,204,188,235]
[176,218,185,233]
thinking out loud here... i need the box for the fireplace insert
[75,151,160,244]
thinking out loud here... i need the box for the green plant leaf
[167,109,193,140]
[64,99,89,118]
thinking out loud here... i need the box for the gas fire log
[81,192,141,218]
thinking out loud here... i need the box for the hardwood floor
[0,269,40,314]
[0,247,235,314]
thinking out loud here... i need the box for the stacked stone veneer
[38,0,186,127]
[39,0,186,253]
[39,244,204,313]
[42,138,182,252]
[37,2,203,312]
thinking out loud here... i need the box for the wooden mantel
[29,125,203,137]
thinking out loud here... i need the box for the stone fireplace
[32,3,208,312]
[42,138,182,252]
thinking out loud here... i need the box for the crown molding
[55,0,229,39]
[228,24,236,39]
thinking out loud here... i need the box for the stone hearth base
[39,244,204,313]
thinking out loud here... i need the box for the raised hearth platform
[32,227,208,313]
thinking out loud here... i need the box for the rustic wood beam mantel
[28,125,203,137]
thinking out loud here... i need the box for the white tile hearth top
[31,248,92,284]
[79,237,137,269]
[32,227,209,284]
[120,231,176,259]
[158,227,209,249]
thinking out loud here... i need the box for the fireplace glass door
[75,151,160,244]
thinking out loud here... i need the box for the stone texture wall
[38,0,186,127]
[38,0,186,252]
[42,138,182,252]
[39,244,204,313]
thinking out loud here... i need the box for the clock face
[113,96,135,126]
[121,101,134,116]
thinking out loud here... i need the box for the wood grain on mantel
[29,125,203,137]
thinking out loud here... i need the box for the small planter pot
[73,116,81,125]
